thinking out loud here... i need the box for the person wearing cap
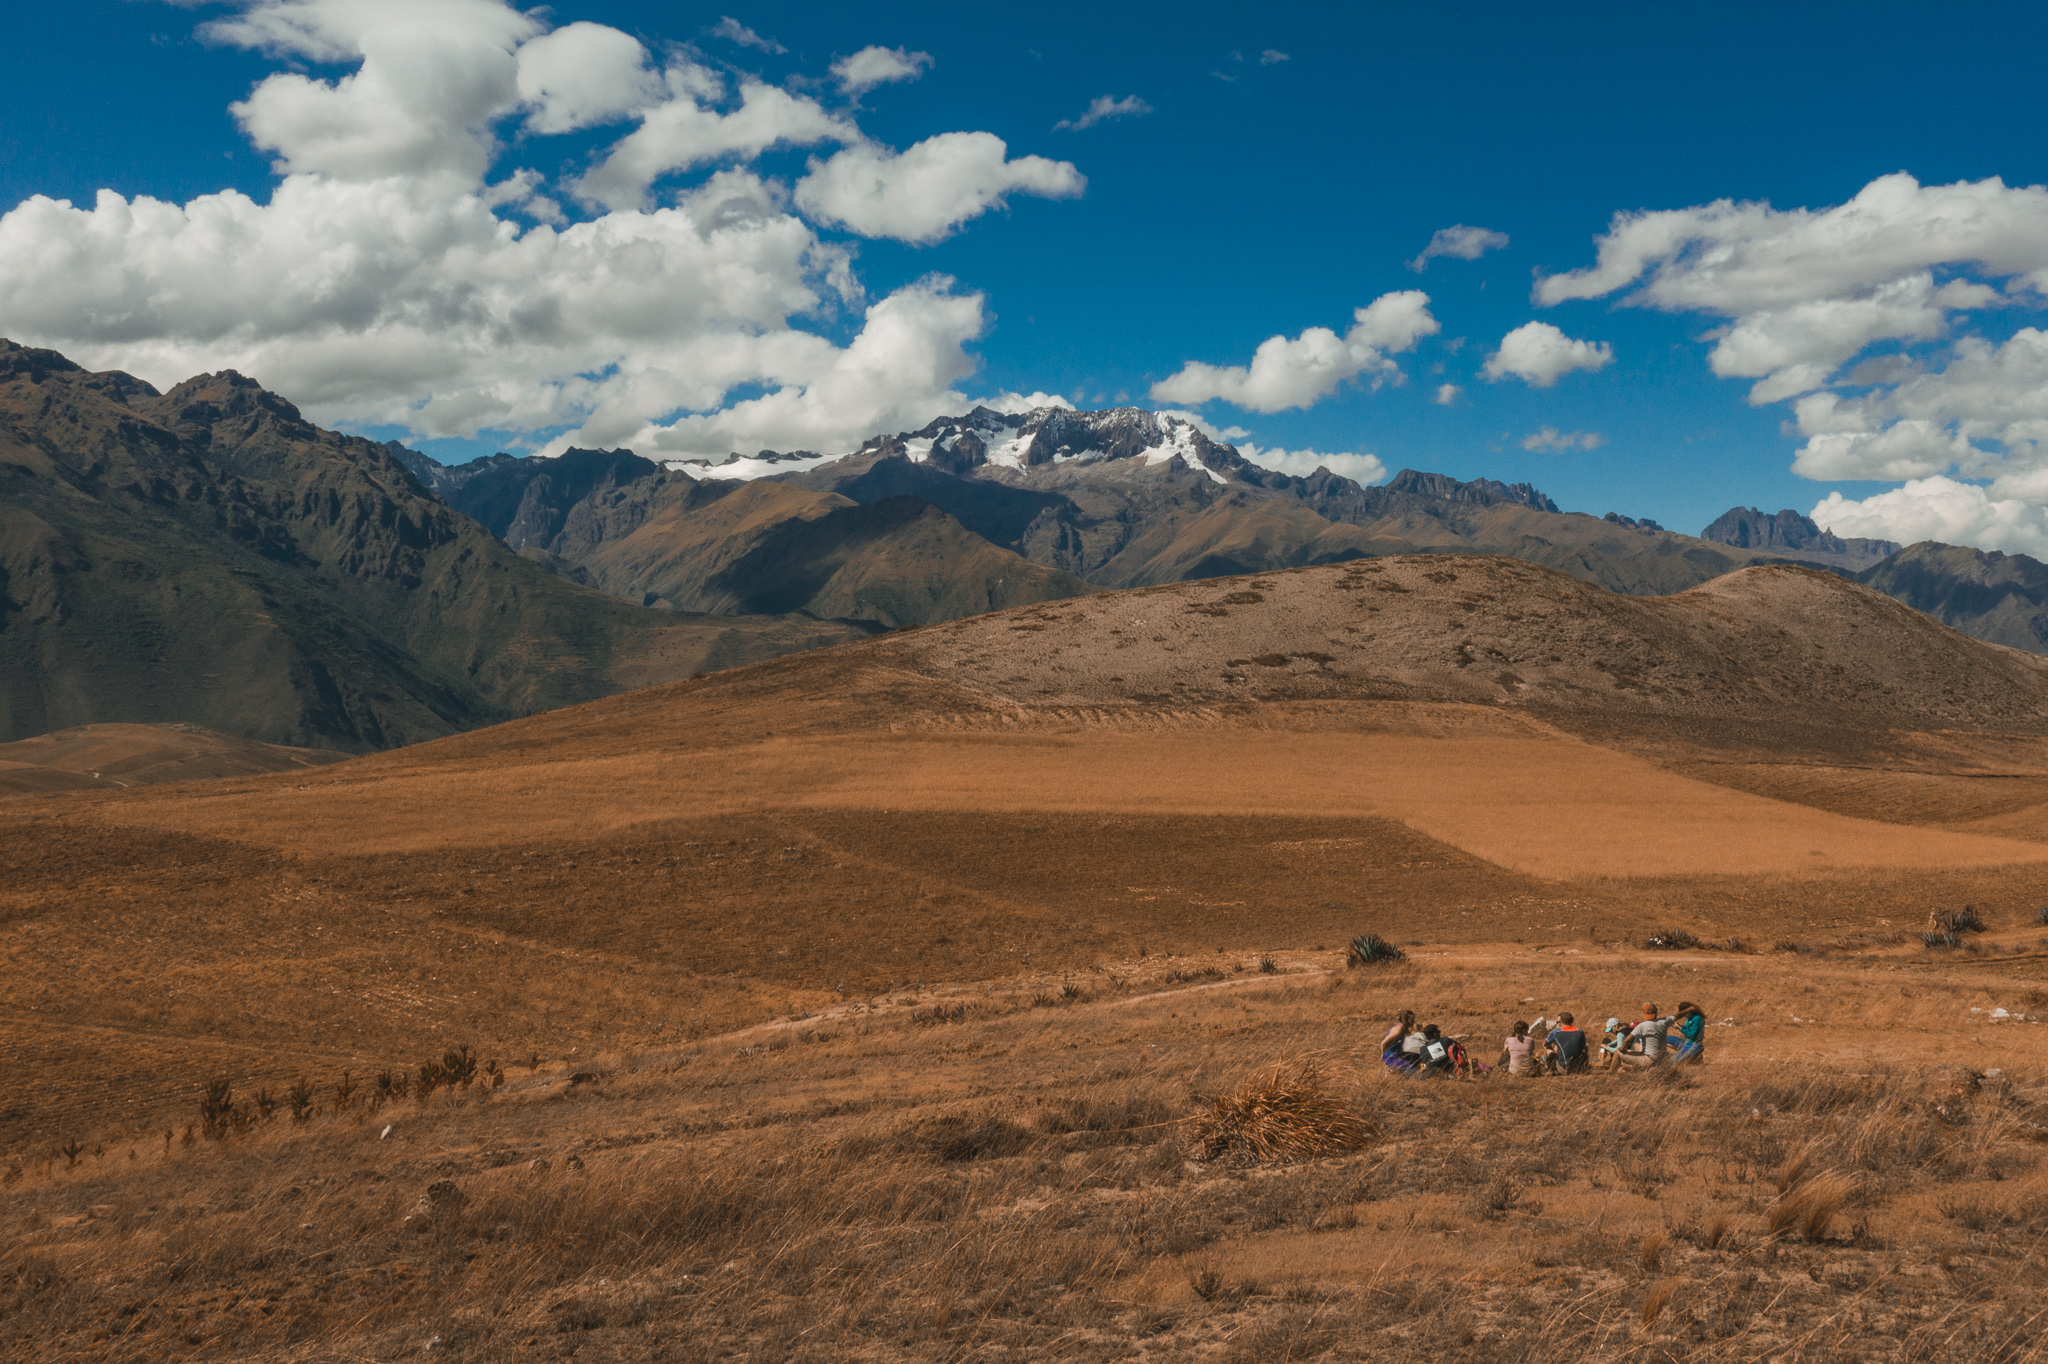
[1596,1015,1630,1071]
[1616,1002,1675,1068]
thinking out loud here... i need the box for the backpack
[1422,1038,1452,1067]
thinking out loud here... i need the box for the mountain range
[11,337,2048,753]
[404,406,1874,611]
[404,402,2048,654]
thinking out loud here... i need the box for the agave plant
[198,1078,236,1140]
[1346,933,1404,967]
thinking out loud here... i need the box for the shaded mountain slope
[552,475,842,605]
[0,341,874,749]
[0,722,347,796]
[642,494,1097,626]
[1857,541,2048,655]
[396,448,1097,629]
[393,444,664,551]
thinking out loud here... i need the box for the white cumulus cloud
[515,21,664,135]
[1149,290,1439,413]
[0,0,1091,462]
[831,46,934,97]
[1481,321,1613,387]
[608,278,988,458]
[793,133,1084,245]
[1521,427,1606,452]
[1238,444,1388,485]
[1812,477,2048,557]
[1409,224,1508,272]
[1536,173,2048,553]
[1433,382,1462,405]
[1054,95,1152,132]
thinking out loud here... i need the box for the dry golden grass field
[4,558,2048,1360]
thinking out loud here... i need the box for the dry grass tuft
[1637,1230,1666,1269]
[1189,1059,1374,1164]
[1768,1170,1856,1241]
[1776,1145,1816,1195]
[1704,1212,1733,1249]
[1640,1276,1680,1331]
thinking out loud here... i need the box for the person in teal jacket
[1672,1001,1707,1064]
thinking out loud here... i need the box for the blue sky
[8,2,2048,546]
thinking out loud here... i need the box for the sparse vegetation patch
[1346,933,1405,966]
[1189,1058,1374,1164]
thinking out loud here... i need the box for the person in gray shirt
[1619,1002,1673,1068]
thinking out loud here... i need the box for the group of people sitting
[1381,1002,1707,1078]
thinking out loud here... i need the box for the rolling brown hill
[0,722,347,796]
[0,341,875,750]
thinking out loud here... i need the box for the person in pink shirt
[1498,1020,1538,1076]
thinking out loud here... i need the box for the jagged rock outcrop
[1702,506,1897,570]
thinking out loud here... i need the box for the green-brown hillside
[0,341,874,750]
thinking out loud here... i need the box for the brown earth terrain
[4,556,2047,1360]
[0,723,348,796]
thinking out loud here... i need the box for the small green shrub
[1346,933,1405,967]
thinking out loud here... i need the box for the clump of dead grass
[1189,1058,1374,1164]
[1639,1275,1679,1331]
[1767,1169,1856,1241]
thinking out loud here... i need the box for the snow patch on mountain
[1139,420,1228,484]
[671,451,845,480]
